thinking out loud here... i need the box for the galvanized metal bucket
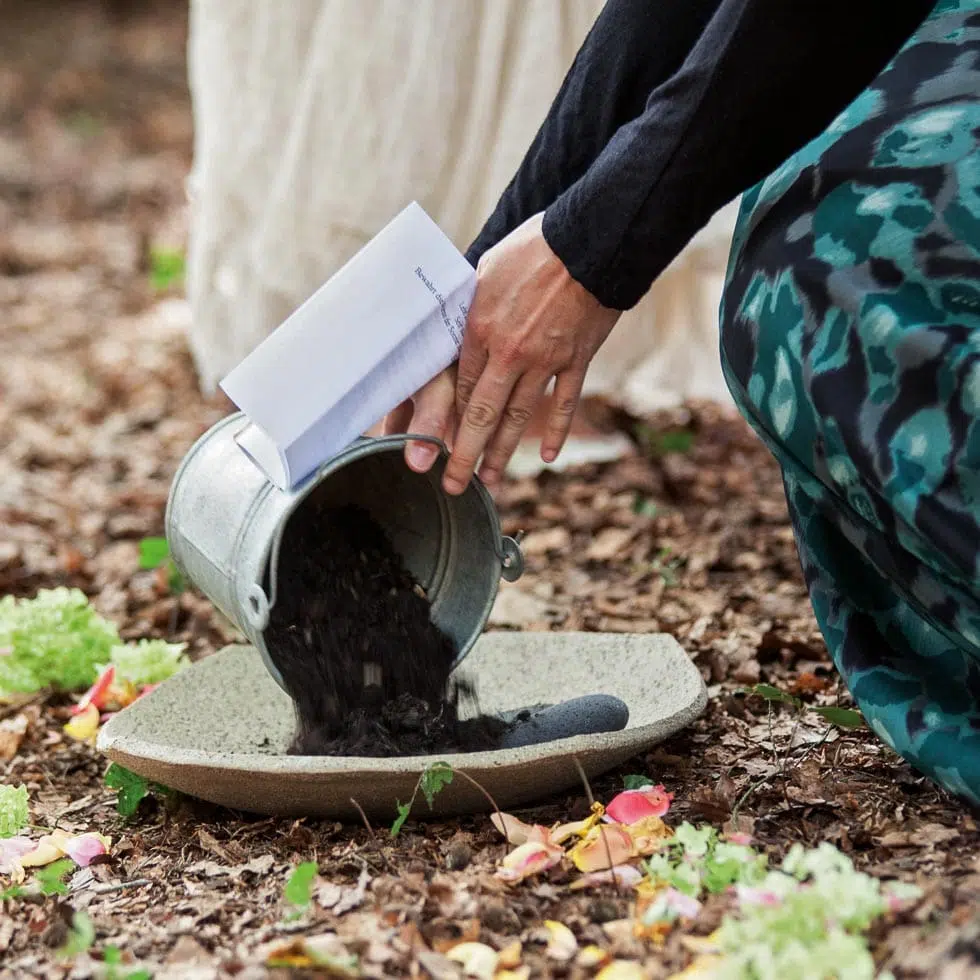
[165,413,524,693]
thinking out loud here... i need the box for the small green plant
[58,909,95,958]
[0,784,29,837]
[37,858,76,897]
[632,495,659,518]
[637,424,696,458]
[744,683,865,730]
[103,946,153,979]
[623,774,655,790]
[103,764,174,819]
[652,547,683,587]
[391,761,454,836]
[148,248,185,292]
[283,861,318,918]
[138,537,185,594]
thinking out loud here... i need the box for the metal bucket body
[165,413,524,691]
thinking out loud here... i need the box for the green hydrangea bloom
[0,589,120,694]
[109,639,189,687]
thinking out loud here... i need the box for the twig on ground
[349,798,374,838]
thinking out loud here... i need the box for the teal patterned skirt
[721,0,980,804]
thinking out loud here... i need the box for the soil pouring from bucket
[265,501,513,756]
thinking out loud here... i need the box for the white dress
[185,0,734,412]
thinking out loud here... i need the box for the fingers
[403,368,457,473]
[442,367,519,494]
[455,329,488,422]
[477,373,550,489]
[541,369,586,463]
[383,400,413,436]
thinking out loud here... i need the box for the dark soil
[265,502,510,756]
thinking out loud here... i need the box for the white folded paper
[219,201,476,490]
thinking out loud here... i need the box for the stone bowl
[97,632,706,821]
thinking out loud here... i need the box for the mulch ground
[2,2,979,977]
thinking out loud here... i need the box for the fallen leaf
[0,714,28,761]
[587,527,637,562]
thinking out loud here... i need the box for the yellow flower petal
[597,961,648,980]
[541,921,578,962]
[497,941,523,970]
[446,941,498,980]
[552,801,605,844]
[668,955,725,978]
[63,703,100,743]
[576,944,611,968]
[625,815,671,856]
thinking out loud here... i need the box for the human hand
[442,212,620,494]
[383,363,458,472]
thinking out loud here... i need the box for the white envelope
[220,201,476,490]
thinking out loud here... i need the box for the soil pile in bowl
[264,502,510,756]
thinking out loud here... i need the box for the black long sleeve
[466,0,934,311]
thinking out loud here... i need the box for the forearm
[464,0,724,267]
[542,0,934,310]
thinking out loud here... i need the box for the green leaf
[1,885,27,901]
[105,763,150,818]
[283,861,318,909]
[138,537,170,570]
[103,946,123,965]
[623,774,655,790]
[37,858,75,896]
[148,248,185,291]
[58,910,95,958]
[391,801,411,837]
[0,784,29,838]
[810,706,865,729]
[746,683,802,708]
[420,762,454,808]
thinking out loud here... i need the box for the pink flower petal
[735,885,782,907]
[663,888,702,920]
[491,812,548,846]
[569,865,644,890]
[60,832,110,867]
[496,841,564,883]
[74,665,115,714]
[0,837,37,874]
[570,825,635,872]
[605,786,674,824]
[725,832,754,846]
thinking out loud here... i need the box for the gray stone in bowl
[97,632,706,821]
